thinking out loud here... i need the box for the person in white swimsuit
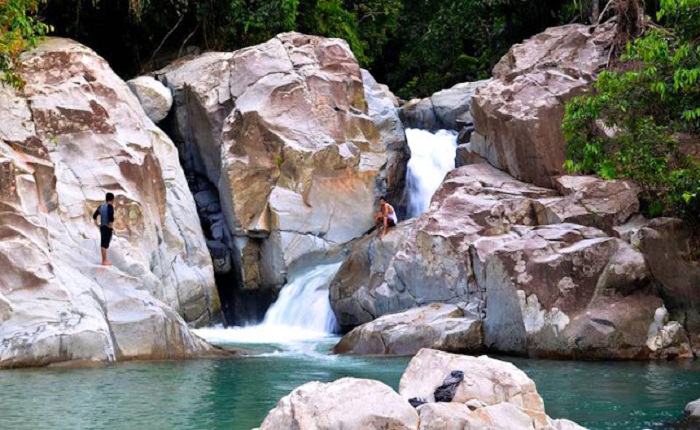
[374,196,398,238]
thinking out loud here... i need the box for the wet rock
[158,33,391,294]
[471,23,615,187]
[334,303,482,356]
[126,76,173,123]
[0,38,220,368]
[257,377,419,430]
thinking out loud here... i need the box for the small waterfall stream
[195,262,342,344]
[404,128,459,218]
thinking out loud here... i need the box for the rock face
[362,69,410,214]
[157,33,398,317]
[257,378,419,430]
[0,38,220,368]
[126,76,173,123]
[471,23,614,187]
[332,163,691,359]
[257,349,586,430]
[334,303,482,356]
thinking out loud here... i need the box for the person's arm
[107,205,114,229]
[93,207,100,227]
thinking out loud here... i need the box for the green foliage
[387,0,573,98]
[204,0,299,48]
[0,0,51,88]
[563,0,700,221]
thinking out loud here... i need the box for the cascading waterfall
[404,128,459,218]
[261,262,341,333]
[194,262,342,344]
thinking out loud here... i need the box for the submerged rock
[157,33,397,297]
[333,303,482,356]
[471,23,615,187]
[0,38,219,368]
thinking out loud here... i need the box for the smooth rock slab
[334,303,482,356]
[257,377,419,430]
[0,38,219,368]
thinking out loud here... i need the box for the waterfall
[194,262,342,344]
[404,128,458,218]
[261,262,341,333]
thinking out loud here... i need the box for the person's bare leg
[101,247,112,266]
[381,216,389,238]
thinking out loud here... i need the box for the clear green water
[1,339,699,430]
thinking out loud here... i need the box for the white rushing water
[404,128,458,218]
[194,262,342,345]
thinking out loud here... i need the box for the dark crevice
[159,105,270,327]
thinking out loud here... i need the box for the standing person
[374,196,398,238]
[92,192,115,266]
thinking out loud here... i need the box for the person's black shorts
[100,226,113,249]
[388,218,396,227]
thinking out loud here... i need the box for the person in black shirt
[92,192,116,266]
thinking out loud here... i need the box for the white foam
[404,128,458,218]
[194,262,343,347]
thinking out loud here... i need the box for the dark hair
[106,192,115,202]
[378,196,387,202]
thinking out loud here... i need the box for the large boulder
[157,33,393,296]
[0,38,220,368]
[257,377,419,430]
[330,163,557,326]
[400,349,583,429]
[334,303,482,356]
[126,76,173,123]
[330,219,416,328]
[471,23,614,187]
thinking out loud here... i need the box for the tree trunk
[591,0,600,23]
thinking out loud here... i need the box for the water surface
[1,339,699,430]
